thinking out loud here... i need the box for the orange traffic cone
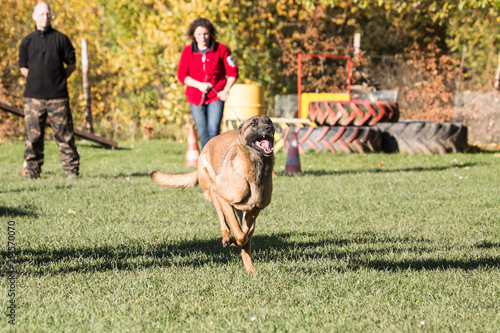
[186,124,200,167]
[284,130,301,175]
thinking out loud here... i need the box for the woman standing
[177,18,239,148]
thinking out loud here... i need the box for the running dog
[151,115,275,275]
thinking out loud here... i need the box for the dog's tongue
[257,139,273,153]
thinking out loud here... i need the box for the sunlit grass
[1,140,499,332]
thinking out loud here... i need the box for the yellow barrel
[224,84,265,121]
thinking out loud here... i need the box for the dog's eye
[251,120,258,127]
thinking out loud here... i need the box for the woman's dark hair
[187,18,217,43]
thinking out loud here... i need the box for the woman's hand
[217,89,230,102]
[198,82,213,93]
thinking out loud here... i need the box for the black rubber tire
[375,121,468,154]
[283,126,382,154]
[308,100,400,126]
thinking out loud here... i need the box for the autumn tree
[1,0,498,139]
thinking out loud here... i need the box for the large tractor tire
[375,121,468,154]
[308,100,400,126]
[283,126,382,154]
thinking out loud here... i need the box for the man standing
[19,2,80,179]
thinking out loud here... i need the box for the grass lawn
[1,139,499,332]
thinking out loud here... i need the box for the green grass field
[1,139,499,332]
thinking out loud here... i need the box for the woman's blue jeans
[190,99,224,149]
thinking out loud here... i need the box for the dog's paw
[222,236,236,248]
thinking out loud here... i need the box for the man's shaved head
[34,2,51,14]
[32,2,51,31]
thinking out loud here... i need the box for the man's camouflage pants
[24,97,79,177]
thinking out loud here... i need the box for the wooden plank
[73,128,118,148]
[0,102,24,117]
[270,117,314,125]
[495,51,500,90]
[0,101,118,148]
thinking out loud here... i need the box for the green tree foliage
[1,0,498,138]
[314,0,500,87]
[0,1,33,100]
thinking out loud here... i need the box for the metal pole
[297,53,302,118]
[297,54,352,115]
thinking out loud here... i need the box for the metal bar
[297,53,353,118]
[297,53,302,118]
[269,117,313,124]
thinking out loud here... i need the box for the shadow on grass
[78,143,131,151]
[113,172,151,178]
[1,187,36,194]
[255,232,500,272]
[0,205,37,218]
[277,162,478,177]
[463,145,500,154]
[89,172,155,179]
[1,230,498,276]
[474,240,500,249]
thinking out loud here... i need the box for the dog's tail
[150,170,199,189]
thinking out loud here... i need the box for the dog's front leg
[216,197,248,247]
[207,188,234,247]
[241,215,257,275]
[241,209,259,234]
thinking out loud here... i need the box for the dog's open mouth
[254,136,274,155]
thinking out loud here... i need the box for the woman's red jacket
[177,41,239,105]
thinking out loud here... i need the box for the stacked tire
[308,100,399,126]
[282,126,381,154]
[283,99,468,154]
[375,121,468,154]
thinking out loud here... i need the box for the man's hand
[20,67,29,78]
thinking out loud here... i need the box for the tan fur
[151,115,275,275]
[150,170,198,189]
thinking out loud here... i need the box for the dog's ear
[237,120,245,132]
